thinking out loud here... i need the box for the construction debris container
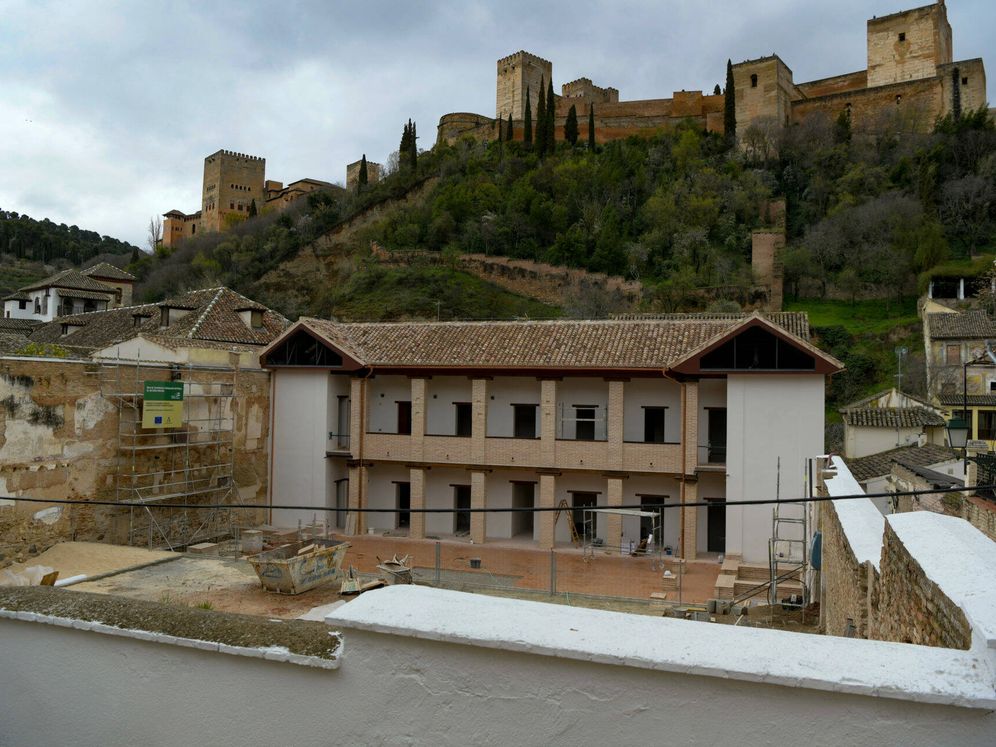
[248,539,350,595]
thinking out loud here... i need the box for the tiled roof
[845,444,959,482]
[290,312,836,372]
[20,269,116,295]
[27,287,289,354]
[938,394,996,407]
[927,310,996,339]
[0,318,42,333]
[0,333,30,355]
[2,291,30,302]
[611,312,810,341]
[82,262,136,282]
[842,407,946,428]
[58,289,115,302]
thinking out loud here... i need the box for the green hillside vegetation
[132,107,994,408]
[0,210,139,266]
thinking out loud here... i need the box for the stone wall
[202,150,266,233]
[874,521,972,649]
[820,501,879,638]
[866,3,951,89]
[0,356,270,565]
[964,496,996,541]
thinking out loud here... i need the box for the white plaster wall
[366,463,410,532]
[623,378,681,443]
[1,613,991,747]
[697,378,727,458]
[270,369,328,527]
[93,337,184,364]
[556,378,609,440]
[554,473,608,543]
[486,377,541,437]
[425,467,471,536]
[725,375,825,563]
[2,299,33,319]
[484,470,538,539]
[846,425,921,459]
[426,376,472,436]
[367,375,411,433]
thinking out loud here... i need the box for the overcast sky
[1,0,992,249]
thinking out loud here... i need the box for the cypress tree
[546,77,556,152]
[523,87,533,146]
[713,84,721,96]
[358,155,368,189]
[565,104,579,145]
[409,121,418,170]
[400,120,411,164]
[724,59,736,144]
[587,104,596,149]
[248,198,258,217]
[507,112,513,142]
[536,78,547,156]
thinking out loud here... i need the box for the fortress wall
[791,76,943,133]
[796,70,869,98]
[938,59,988,116]
[867,3,951,89]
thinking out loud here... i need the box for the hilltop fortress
[437,1,987,146]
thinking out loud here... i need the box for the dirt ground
[3,542,175,581]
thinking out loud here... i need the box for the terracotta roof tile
[842,407,946,428]
[844,444,959,482]
[612,311,810,340]
[927,311,996,339]
[82,262,136,282]
[20,269,116,295]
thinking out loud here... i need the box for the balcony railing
[698,444,726,466]
[327,433,351,452]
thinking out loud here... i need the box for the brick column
[605,476,624,551]
[682,478,698,561]
[409,467,426,539]
[347,463,368,535]
[471,378,488,464]
[607,381,624,465]
[538,473,557,549]
[683,381,699,473]
[470,470,487,544]
[349,377,364,456]
[411,377,427,461]
[540,379,558,465]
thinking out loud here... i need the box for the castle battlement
[206,149,265,163]
[496,50,552,67]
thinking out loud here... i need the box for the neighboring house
[25,286,289,368]
[844,443,962,514]
[839,388,947,459]
[1,264,135,322]
[260,312,842,564]
[922,304,996,448]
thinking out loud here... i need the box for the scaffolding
[581,507,663,563]
[98,355,245,550]
[767,457,809,610]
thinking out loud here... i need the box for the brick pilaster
[683,381,699,473]
[605,477,624,550]
[411,377,426,461]
[347,463,368,535]
[472,378,488,463]
[409,467,426,539]
[540,379,558,465]
[538,473,557,549]
[470,470,487,544]
[682,478,698,561]
[607,381,624,465]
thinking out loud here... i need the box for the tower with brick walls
[200,150,266,233]
[867,1,952,88]
[496,51,553,121]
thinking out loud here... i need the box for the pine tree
[564,104,579,145]
[507,112,513,142]
[724,59,736,144]
[358,155,368,189]
[587,104,596,149]
[523,87,533,146]
[248,198,258,217]
[546,77,556,152]
[536,78,547,156]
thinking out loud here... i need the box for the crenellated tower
[496,51,552,121]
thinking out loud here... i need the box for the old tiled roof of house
[610,312,810,340]
[0,332,30,355]
[57,289,116,302]
[27,287,289,354]
[844,443,958,482]
[82,262,136,282]
[938,394,996,407]
[290,312,838,371]
[20,269,117,295]
[2,291,30,302]
[842,407,946,428]
[926,310,996,339]
[0,318,42,333]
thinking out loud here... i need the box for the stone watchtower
[200,150,266,233]
[866,0,951,88]
[496,51,553,121]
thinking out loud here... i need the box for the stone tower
[496,51,553,121]
[731,55,796,134]
[200,150,266,233]
[867,1,952,88]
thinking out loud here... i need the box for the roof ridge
[188,288,225,339]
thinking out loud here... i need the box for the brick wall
[964,496,996,541]
[820,501,878,638]
[874,522,972,649]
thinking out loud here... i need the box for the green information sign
[142,381,184,428]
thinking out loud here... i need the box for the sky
[1,0,992,249]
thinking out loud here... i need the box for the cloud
[0,0,992,247]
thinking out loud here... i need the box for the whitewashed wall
[725,374,825,563]
[622,379,681,443]
[556,379,609,440]
[367,375,410,433]
[846,424,920,459]
[366,463,410,531]
[426,376,472,436]
[486,377,542,437]
[424,467,470,536]
[3,586,992,746]
[271,369,329,527]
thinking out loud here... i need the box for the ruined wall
[874,521,972,649]
[963,496,996,541]
[751,231,784,311]
[820,501,879,639]
[436,113,498,146]
[0,357,270,566]
[938,59,989,117]
[346,159,383,190]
